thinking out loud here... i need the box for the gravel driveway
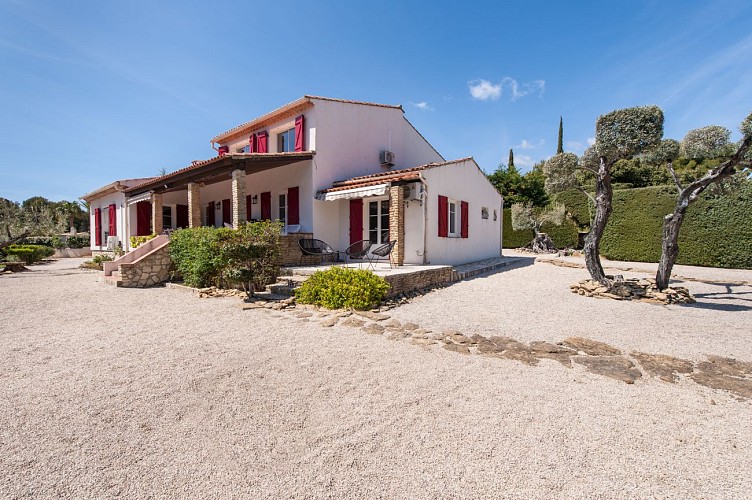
[1,257,751,498]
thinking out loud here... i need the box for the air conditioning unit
[106,236,119,251]
[380,150,395,166]
[404,182,424,201]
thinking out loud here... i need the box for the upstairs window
[278,127,296,152]
[448,201,457,236]
[236,145,249,153]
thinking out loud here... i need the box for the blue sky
[1,0,751,202]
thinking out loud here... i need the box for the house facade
[82,96,503,266]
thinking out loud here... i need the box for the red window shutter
[249,133,257,153]
[94,208,102,246]
[461,201,469,238]
[257,132,268,153]
[176,204,189,228]
[294,115,305,152]
[349,199,363,245]
[287,186,300,225]
[206,202,215,227]
[136,201,152,236]
[108,204,117,237]
[218,145,229,156]
[438,195,448,237]
[222,199,231,225]
[260,192,271,220]
[246,195,252,221]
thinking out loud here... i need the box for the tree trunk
[527,232,557,253]
[0,232,29,252]
[583,158,613,286]
[656,202,688,290]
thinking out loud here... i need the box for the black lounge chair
[298,238,338,264]
[367,240,397,270]
[343,239,372,267]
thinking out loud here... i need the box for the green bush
[502,208,580,249]
[79,254,113,270]
[130,234,157,249]
[502,208,533,248]
[66,235,89,248]
[169,226,233,287]
[3,244,55,264]
[295,267,390,310]
[21,236,54,247]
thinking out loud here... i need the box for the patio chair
[367,240,397,270]
[285,224,301,234]
[298,238,338,265]
[343,239,372,268]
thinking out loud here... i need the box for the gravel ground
[1,257,751,498]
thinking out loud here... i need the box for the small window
[448,201,457,236]
[162,206,172,229]
[236,145,249,153]
[278,193,287,226]
[277,127,296,153]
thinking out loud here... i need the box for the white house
[82,95,503,266]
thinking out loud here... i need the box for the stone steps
[265,275,308,296]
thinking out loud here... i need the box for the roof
[81,178,157,201]
[125,152,315,196]
[211,95,404,144]
[320,157,474,194]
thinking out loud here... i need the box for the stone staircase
[102,234,172,287]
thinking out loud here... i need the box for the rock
[362,323,385,335]
[471,335,504,355]
[560,337,622,356]
[383,319,401,329]
[630,352,694,383]
[237,303,263,310]
[387,331,410,341]
[410,338,436,346]
[293,311,313,318]
[336,311,353,318]
[572,356,642,384]
[340,317,365,328]
[502,348,539,366]
[444,330,473,345]
[699,356,752,378]
[320,317,338,327]
[443,343,470,355]
[691,372,752,400]
[355,311,390,321]
[402,322,419,331]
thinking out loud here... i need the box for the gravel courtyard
[1,256,751,498]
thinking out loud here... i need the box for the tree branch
[666,161,683,193]
[577,186,596,205]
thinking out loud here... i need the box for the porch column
[151,193,163,235]
[231,169,247,229]
[389,185,405,266]
[187,182,201,228]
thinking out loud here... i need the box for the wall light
[252,195,258,205]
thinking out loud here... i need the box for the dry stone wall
[383,267,454,297]
[119,243,172,288]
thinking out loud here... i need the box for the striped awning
[316,183,389,201]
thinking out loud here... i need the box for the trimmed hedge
[295,267,390,310]
[600,184,752,269]
[3,244,55,264]
[502,208,579,249]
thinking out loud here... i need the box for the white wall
[88,191,127,251]
[420,160,503,265]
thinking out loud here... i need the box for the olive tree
[510,202,565,252]
[654,116,752,290]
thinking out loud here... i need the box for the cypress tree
[508,148,514,168]
[557,116,564,154]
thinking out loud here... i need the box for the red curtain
[287,186,300,225]
[246,195,252,221]
[176,204,189,228]
[461,201,469,238]
[260,192,271,220]
[136,201,152,236]
[108,204,117,237]
[249,133,257,153]
[294,115,305,152]
[218,145,229,156]
[438,195,448,237]
[94,208,102,246]
[349,199,363,245]
[257,132,268,153]
[222,199,231,226]
[206,202,215,227]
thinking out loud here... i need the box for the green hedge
[599,184,752,269]
[295,267,390,310]
[3,244,55,264]
[502,208,580,249]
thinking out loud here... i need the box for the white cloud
[515,139,545,149]
[468,79,502,101]
[514,154,535,168]
[587,137,596,146]
[565,141,583,151]
[469,77,546,102]
[409,101,433,111]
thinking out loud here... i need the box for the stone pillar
[231,169,247,229]
[151,193,163,235]
[187,182,201,228]
[389,185,405,266]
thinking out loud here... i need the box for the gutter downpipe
[500,195,504,257]
[418,173,429,265]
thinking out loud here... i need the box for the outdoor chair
[343,239,372,268]
[285,224,301,234]
[367,240,397,270]
[298,238,338,265]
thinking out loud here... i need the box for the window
[278,193,287,226]
[277,127,296,152]
[162,206,172,229]
[448,201,457,236]
[236,145,249,153]
[368,200,390,244]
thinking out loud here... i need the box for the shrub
[130,234,157,249]
[295,267,390,310]
[21,236,54,247]
[3,244,55,264]
[502,208,579,249]
[66,235,89,248]
[79,254,113,270]
[169,227,233,287]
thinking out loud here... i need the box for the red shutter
[249,133,257,153]
[260,192,271,220]
[108,204,117,237]
[218,145,229,156]
[246,195,252,221]
[206,202,215,227]
[349,199,363,245]
[94,208,102,246]
[438,195,448,237]
[222,199,231,225]
[287,186,300,225]
[176,204,189,228]
[294,115,305,152]
[136,201,152,236]
[257,132,268,153]
[461,201,469,238]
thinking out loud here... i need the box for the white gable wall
[88,191,127,251]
